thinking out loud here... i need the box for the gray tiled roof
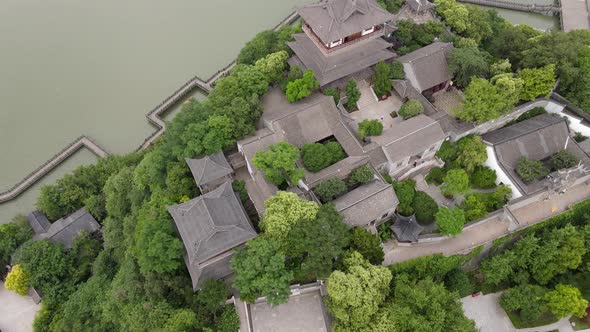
[185,152,232,187]
[373,114,446,162]
[483,114,590,195]
[288,33,395,86]
[34,208,100,248]
[27,211,51,234]
[167,181,257,289]
[406,0,436,12]
[391,214,423,242]
[397,42,453,92]
[333,180,398,226]
[298,0,395,44]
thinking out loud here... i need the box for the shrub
[345,80,361,111]
[574,132,588,142]
[393,180,416,216]
[324,87,341,104]
[425,167,446,185]
[462,195,488,221]
[435,207,466,236]
[550,150,579,170]
[349,165,374,186]
[325,141,346,163]
[377,222,393,242]
[315,178,348,202]
[442,169,470,197]
[471,166,497,189]
[280,65,303,92]
[516,157,549,183]
[373,61,393,97]
[302,143,332,172]
[5,265,30,296]
[435,141,457,162]
[358,119,384,138]
[390,61,405,79]
[398,100,424,120]
[412,191,439,225]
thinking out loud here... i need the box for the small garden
[421,135,512,236]
[516,149,580,184]
[313,164,376,203]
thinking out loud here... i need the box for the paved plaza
[0,283,39,332]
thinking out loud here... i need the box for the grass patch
[506,310,558,329]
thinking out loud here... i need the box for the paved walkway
[349,79,403,131]
[415,174,454,207]
[462,292,577,332]
[383,182,590,265]
[0,283,39,332]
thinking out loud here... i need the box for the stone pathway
[414,174,454,207]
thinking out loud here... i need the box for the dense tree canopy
[442,169,470,197]
[456,75,522,123]
[516,157,549,183]
[231,237,293,305]
[518,64,556,101]
[544,284,589,318]
[435,207,466,236]
[449,47,491,88]
[350,228,384,265]
[455,136,488,173]
[260,191,319,241]
[314,177,348,203]
[0,216,32,273]
[286,69,319,103]
[237,25,301,65]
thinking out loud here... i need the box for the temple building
[27,207,100,249]
[288,0,397,86]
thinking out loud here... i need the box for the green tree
[326,251,392,332]
[345,80,361,111]
[133,192,184,275]
[449,47,491,88]
[254,50,289,84]
[236,26,300,65]
[398,100,424,120]
[393,180,416,216]
[544,284,589,318]
[518,64,556,101]
[5,264,31,296]
[516,157,549,183]
[481,251,516,286]
[436,0,470,34]
[323,87,341,104]
[358,119,384,138]
[260,191,319,241]
[471,166,497,189]
[350,228,384,264]
[393,275,477,332]
[550,150,579,170]
[314,178,348,203]
[215,306,240,332]
[457,76,522,124]
[435,207,466,236]
[462,194,488,221]
[455,135,488,173]
[253,142,304,186]
[301,143,332,172]
[349,165,375,185]
[163,309,200,332]
[390,61,405,79]
[442,169,470,197]
[0,216,32,269]
[500,285,548,324]
[490,59,512,76]
[286,69,319,103]
[373,61,393,97]
[231,237,293,305]
[325,141,346,163]
[285,204,351,280]
[412,191,439,224]
[69,231,102,283]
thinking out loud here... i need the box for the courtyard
[348,79,403,131]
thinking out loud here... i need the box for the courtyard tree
[544,284,589,318]
[457,76,522,124]
[358,119,384,138]
[253,142,304,186]
[412,191,439,224]
[442,169,470,197]
[325,251,392,331]
[5,264,31,296]
[500,285,549,324]
[260,191,319,241]
[435,207,466,236]
[301,143,333,172]
[230,237,293,305]
[393,180,416,216]
[550,150,579,170]
[286,69,319,103]
[518,64,556,101]
[390,61,405,79]
[398,100,424,120]
[448,47,491,88]
[345,79,361,111]
[455,135,488,173]
[516,157,549,183]
[372,61,393,97]
[349,165,375,185]
[314,178,348,202]
[323,87,341,104]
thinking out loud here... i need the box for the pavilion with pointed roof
[288,0,397,86]
[167,181,257,290]
[391,214,423,242]
[185,151,233,193]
